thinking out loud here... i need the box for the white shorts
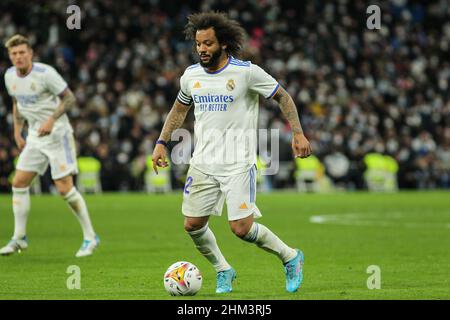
[182,165,262,221]
[16,131,78,180]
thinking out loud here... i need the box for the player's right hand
[151,143,168,174]
[15,135,26,152]
[292,133,312,158]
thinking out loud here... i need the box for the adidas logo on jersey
[239,202,248,210]
[193,81,201,88]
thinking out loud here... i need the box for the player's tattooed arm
[12,98,25,127]
[52,88,77,120]
[152,100,191,173]
[273,86,312,158]
[12,98,26,151]
[272,86,304,135]
[38,88,76,136]
[158,100,192,142]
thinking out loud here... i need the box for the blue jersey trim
[230,57,250,66]
[267,83,280,99]
[230,61,250,65]
[63,134,74,165]
[13,63,46,78]
[204,56,231,74]
[230,62,250,68]
[249,165,256,203]
[32,64,46,73]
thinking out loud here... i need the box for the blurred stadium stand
[0,0,449,192]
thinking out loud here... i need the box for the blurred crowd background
[1,0,449,193]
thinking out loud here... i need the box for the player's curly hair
[184,12,246,58]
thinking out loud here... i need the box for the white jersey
[177,56,279,176]
[4,62,72,139]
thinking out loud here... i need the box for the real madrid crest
[30,82,36,91]
[226,79,235,91]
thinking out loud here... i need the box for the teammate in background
[1,34,99,257]
[152,13,312,293]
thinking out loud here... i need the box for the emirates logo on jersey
[226,79,235,91]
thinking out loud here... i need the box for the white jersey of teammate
[4,62,77,179]
[177,56,279,176]
[4,62,73,138]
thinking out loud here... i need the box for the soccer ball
[163,261,202,296]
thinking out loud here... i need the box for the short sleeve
[45,66,68,96]
[248,64,280,99]
[176,72,193,106]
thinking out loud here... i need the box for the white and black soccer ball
[163,261,202,296]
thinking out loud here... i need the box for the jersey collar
[16,63,34,78]
[203,56,231,75]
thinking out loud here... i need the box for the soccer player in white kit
[152,13,312,293]
[1,35,99,257]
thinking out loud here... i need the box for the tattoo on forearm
[273,87,303,135]
[13,102,24,126]
[159,102,191,142]
[52,90,76,120]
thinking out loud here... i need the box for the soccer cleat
[75,235,100,258]
[216,268,237,294]
[0,236,28,256]
[284,249,304,292]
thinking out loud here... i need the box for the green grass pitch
[0,191,449,300]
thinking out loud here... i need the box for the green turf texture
[0,191,448,300]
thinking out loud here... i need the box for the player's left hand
[38,117,55,136]
[292,133,312,158]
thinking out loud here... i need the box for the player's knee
[184,220,205,233]
[230,217,253,239]
[57,186,71,197]
[54,176,74,196]
[56,183,73,197]
[12,175,32,188]
[12,179,28,189]
[231,224,251,239]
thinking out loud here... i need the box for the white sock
[243,222,297,264]
[188,224,231,272]
[64,187,96,240]
[12,187,31,240]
